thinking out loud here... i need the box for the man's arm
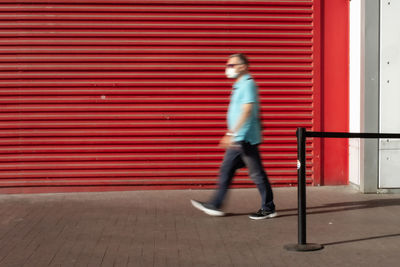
[219,103,253,149]
[230,103,253,134]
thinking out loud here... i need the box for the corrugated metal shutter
[0,0,319,192]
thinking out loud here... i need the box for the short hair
[229,53,249,66]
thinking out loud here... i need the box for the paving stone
[0,186,400,266]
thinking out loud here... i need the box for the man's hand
[220,103,253,149]
[219,134,234,149]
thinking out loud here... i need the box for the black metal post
[284,127,323,252]
[298,127,307,245]
[284,129,400,252]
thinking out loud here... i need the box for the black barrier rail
[284,127,400,252]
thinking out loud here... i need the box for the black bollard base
[284,243,324,252]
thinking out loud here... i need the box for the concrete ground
[0,186,400,267]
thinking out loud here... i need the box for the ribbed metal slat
[0,0,318,191]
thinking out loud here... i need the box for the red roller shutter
[0,0,320,193]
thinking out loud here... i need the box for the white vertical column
[349,0,362,186]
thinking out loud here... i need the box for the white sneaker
[190,200,225,216]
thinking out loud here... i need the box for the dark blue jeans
[210,142,275,212]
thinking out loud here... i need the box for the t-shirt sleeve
[241,80,257,104]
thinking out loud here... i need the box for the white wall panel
[379,0,400,188]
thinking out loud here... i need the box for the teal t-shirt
[227,74,262,145]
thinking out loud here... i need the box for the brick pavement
[0,186,400,267]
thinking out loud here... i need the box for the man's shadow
[226,198,400,217]
[278,198,400,216]
[226,198,400,246]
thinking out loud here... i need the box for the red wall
[0,0,349,193]
[321,0,349,185]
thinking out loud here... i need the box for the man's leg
[210,146,245,209]
[241,142,275,212]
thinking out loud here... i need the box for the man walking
[191,53,277,220]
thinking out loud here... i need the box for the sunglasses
[226,63,244,68]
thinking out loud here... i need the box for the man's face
[225,56,246,78]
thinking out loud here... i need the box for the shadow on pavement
[277,198,400,217]
[222,198,400,218]
[323,233,400,246]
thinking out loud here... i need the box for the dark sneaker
[190,200,225,216]
[249,209,278,220]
